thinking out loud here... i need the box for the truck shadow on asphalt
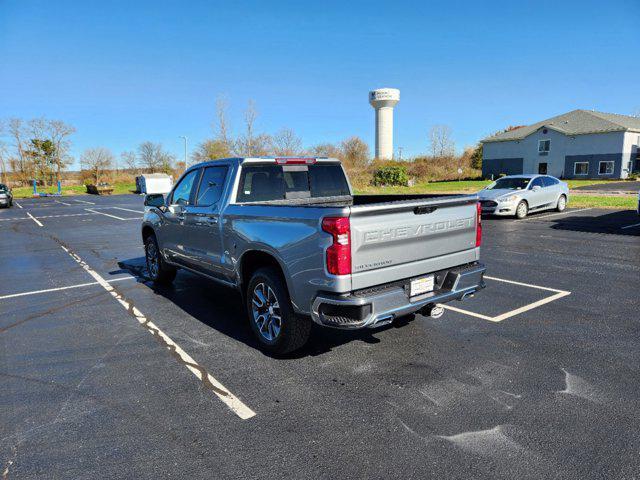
[547,210,639,236]
[116,257,402,358]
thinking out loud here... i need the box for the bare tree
[121,150,139,173]
[234,100,272,156]
[215,95,232,147]
[0,141,7,184]
[428,125,455,158]
[48,119,75,182]
[272,128,303,156]
[81,147,114,184]
[137,141,175,173]
[7,118,32,183]
[309,143,342,159]
[340,136,370,168]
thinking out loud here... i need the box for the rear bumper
[311,262,486,329]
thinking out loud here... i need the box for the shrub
[373,165,408,186]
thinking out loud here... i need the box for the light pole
[179,136,188,168]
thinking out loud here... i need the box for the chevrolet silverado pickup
[142,157,486,354]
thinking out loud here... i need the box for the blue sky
[1,0,638,167]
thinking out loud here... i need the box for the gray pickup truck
[142,157,485,353]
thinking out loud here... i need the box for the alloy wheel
[146,240,159,278]
[251,282,282,342]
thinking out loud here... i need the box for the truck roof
[189,157,341,170]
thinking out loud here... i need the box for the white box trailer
[136,174,173,195]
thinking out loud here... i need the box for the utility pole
[397,147,403,161]
[179,136,188,168]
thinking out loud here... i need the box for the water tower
[369,88,400,160]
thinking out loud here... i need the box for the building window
[574,162,589,175]
[538,139,550,154]
[598,161,614,175]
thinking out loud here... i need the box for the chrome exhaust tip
[422,304,445,319]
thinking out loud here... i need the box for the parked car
[478,175,569,219]
[141,157,486,354]
[637,190,639,215]
[0,184,13,208]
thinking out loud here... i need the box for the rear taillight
[321,216,351,275]
[475,202,482,247]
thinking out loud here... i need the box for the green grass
[569,195,637,209]
[12,182,136,198]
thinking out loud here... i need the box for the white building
[481,110,640,179]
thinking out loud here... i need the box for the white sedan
[478,175,569,219]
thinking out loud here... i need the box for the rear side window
[529,177,544,189]
[542,176,558,187]
[236,164,350,202]
[195,166,228,206]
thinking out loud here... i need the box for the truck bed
[243,193,476,208]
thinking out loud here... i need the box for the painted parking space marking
[59,244,256,420]
[72,198,95,205]
[85,208,140,221]
[440,275,571,322]
[0,276,135,301]
[26,212,43,227]
[523,208,592,221]
[14,201,23,209]
[621,222,640,230]
[55,200,72,206]
[0,213,96,222]
[112,206,144,214]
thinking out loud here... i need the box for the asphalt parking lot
[1,195,639,479]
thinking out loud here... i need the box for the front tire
[556,195,567,212]
[144,234,176,285]
[515,200,528,219]
[246,267,311,355]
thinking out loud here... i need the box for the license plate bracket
[409,275,435,297]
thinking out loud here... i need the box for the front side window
[538,139,550,153]
[599,161,614,175]
[195,166,228,206]
[574,162,589,175]
[0,184,7,192]
[171,169,200,205]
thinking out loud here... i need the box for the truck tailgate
[348,197,479,289]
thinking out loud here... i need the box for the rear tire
[144,233,176,285]
[556,194,567,212]
[246,267,311,355]
[515,200,528,219]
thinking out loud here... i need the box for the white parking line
[0,276,135,300]
[621,222,640,230]
[14,201,23,209]
[73,198,95,205]
[55,200,72,206]
[59,244,256,420]
[85,208,131,221]
[26,212,43,227]
[524,208,592,221]
[112,207,144,214]
[440,275,571,322]
[0,213,96,222]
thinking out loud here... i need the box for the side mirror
[144,193,165,208]
[531,185,542,192]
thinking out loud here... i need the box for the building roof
[482,109,640,143]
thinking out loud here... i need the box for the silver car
[478,175,569,219]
